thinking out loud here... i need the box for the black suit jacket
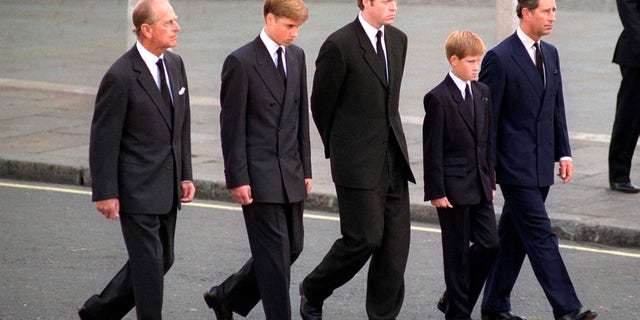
[311,18,415,189]
[480,33,570,187]
[613,0,640,67]
[220,37,312,204]
[423,75,495,205]
[89,45,193,214]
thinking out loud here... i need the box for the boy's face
[265,13,303,47]
[450,54,483,82]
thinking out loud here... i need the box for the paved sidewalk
[1,1,639,248]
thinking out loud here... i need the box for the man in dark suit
[608,0,640,193]
[478,1,597,320]
[299,1,415,319]
[202,1,311,320]
[423,30,499,320]
[78,0,195,319]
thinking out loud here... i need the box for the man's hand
[95,198,120,220]
[430,197,453,209]
[180,181,196,203]
[558,159,573,183]
[231,185,253,205]
[305,178,313,195]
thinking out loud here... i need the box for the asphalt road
[1,178,639,320]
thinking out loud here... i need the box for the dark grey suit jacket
[423,75,495,205]
[220,37,312,204]
[89,45,193,214]
[311,18,415,189]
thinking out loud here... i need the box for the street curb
[2,157,638,249]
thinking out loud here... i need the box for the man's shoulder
[385,24,407,40]
[287,43,305,57]
[229,39,257,58]
[163,50,183,64]
[473,80,490,91]
[104,48,137,77]
[427,77,450,95]
[326,20,358,41]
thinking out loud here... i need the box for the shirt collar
[516,26,537,50]
[136,41,164,66]
[260,28,284,60]
[358,12,385,45]
[449,71,471,97]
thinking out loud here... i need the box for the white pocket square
[178,87,186,95]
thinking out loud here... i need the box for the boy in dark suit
[422,30,499,320]
[202,1,311,320]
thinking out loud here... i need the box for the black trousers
[609,65,640,183]
[218,201,304,320]
[82,208,177,320]
[301,146,411,320]
[437,201,499,320]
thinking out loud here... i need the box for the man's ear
[449,55,460,67]
[141,23,153,38]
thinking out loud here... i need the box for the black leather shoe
[77,305,96,320]
[610,181,640,193]
[436,294,447,314]
[299,283,322,320]
[203,286,233,320]
[481,309,527,320]
[556,308,598,320]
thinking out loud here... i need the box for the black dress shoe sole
[203,291,233,320]
[578,310,598,320]
[610,182,640,193]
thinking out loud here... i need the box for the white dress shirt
[260,29,286,77]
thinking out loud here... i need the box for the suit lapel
[385,28,401,88]
[444,75,475,134]
[354,20,388,88]
[166,53,182,130]
[131,47,173,130]
[471,82,485,136]
[252,38,286,105]
[509,34,544,98]
[280,47,300,123]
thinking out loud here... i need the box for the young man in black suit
[423,30,499,320]
[202,1,311,320]
[78,0,195,319]
[299,0,415,319]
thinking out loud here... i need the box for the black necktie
[465,83,474,121]
[156,58,173,109]
[533,42,544,83]
[276,46,286,85]
[376,30,387,82]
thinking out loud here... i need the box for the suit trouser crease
[83,210,177,320]
[438,201,499,320]
[481,185,581,318]
[609,66,640,182]
[221,202,303,320]
[302,143,411,320]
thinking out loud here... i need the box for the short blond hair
[445,30,486,60]
[264,0,309,23]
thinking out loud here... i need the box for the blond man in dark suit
[203,1,311,320]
